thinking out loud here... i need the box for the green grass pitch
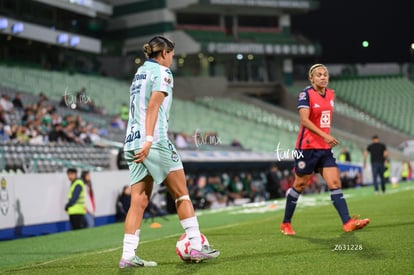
[1,182,413,274]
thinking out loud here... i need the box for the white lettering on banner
[208,42,315,55]
[209,0,310,8]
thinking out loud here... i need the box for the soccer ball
[175,233,209,262]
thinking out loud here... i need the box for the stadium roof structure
[106,0,321,57]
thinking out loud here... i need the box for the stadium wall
[0,171,163,241]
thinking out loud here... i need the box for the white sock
[121,230,140,260]
[181,216,202,251]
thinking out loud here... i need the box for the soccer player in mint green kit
[119,36,220,268]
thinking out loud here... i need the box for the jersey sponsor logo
[313,103,320,108]
[124,128,141,144]
[320,110,331,128]
[298,92,307,100]
[134,74,147,80]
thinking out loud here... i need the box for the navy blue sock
[330,189,351,224]
[282,188,301,223]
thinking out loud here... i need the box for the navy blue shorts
[294,149,337,175]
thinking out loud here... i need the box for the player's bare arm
[133,91,166,163]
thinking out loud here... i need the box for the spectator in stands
[15,125,30,144]
[266,164,281,199]
[111,114,125,130]
[48,123,68,143]
[338,146,351,162]
[87,127,101,144]
[231,138,243,149]
[187,175,206,209]
[59,94,68,107]
[65,168,86,230]
[63,121,83,144]
[21,106,35,126]
[363,135,388,194]
[82,170,96,228]
[50,111,63,126]
[12,93,24,110]
[384,159,391,183]
[249,173,267,202]
[0,94,14,112]
[227,174,250,204]
[0,107,8,125]
[280,170,294,195]
[26,120,44,145]
[175,132,188,148]
[400,160,411,181]
[120,102,129,127]
[243,173,257,202]
[0,123,12,142]
[116,185,131,222]
[78,125,91,144]
[203,175,228,208]
[37,92,48,106]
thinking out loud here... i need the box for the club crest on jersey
[164,77,171,85]
[298,161,306,169]
[298,92,307,100]
[171,151,179,162]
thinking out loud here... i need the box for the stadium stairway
[0,143,113,173]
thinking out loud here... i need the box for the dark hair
[143,36,175,58]
[67,167,77,174]
[81,170,90,180]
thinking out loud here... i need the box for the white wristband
[146,136,154,142]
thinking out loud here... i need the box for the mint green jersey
[124,59,173,151]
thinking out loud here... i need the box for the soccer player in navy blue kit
[280,64,370,235]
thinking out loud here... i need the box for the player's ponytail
[143,36,175,58]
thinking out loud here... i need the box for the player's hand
[324,134,339,148]
[133,142,152,163]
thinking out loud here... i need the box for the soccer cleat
[190,245,220,263]
[280,222,296,235]
[119,256,157,268]
[343,216,370,232]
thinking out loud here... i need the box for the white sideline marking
[16,234,182,269]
